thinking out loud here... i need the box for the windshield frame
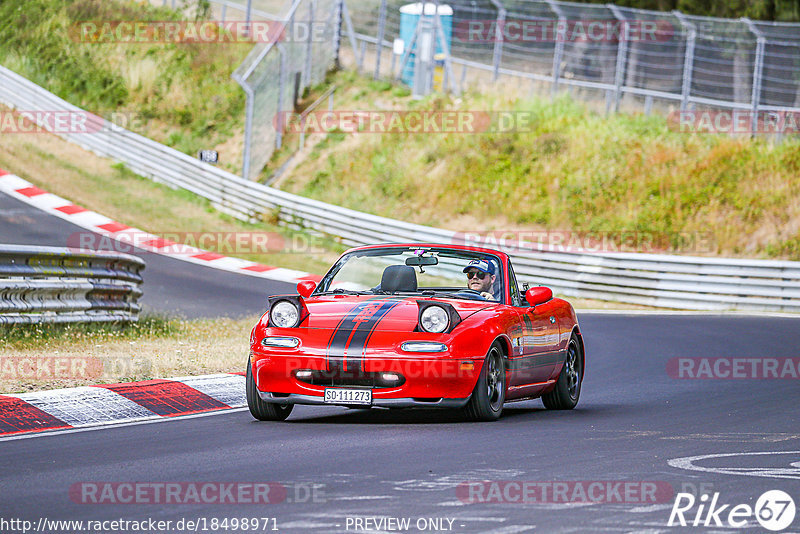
[314,245,508,304]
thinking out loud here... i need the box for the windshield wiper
[316,288,374,296]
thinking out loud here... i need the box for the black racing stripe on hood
[326,298,405,374]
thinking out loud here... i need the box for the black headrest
[380,265,417,293]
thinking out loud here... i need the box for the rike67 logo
[668,490,796,531]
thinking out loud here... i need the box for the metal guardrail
[1,65,799,311]
[0,245,145,324]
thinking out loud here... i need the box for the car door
[507,263,561,385]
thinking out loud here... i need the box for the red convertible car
[247,243,584,421]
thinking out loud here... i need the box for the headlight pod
[416,301,462,334]
[270,300,300,328]
[420,305,449,333]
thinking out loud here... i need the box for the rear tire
[542,334,582,410]
[463,344,506,421]
[246,360,293,421]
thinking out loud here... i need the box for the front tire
[463,344,506,421]
[542,334,582,410]
[246,360,293,421]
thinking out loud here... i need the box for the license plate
[323,388,372,405]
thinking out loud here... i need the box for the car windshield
[315,247,505,303]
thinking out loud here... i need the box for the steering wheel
[454,289,487,300]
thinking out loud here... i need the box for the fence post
[489,2,506,82]
[304,0,315,87]
[340,1,363,70]
[276,45,287,150]
[608,4,629,112]
[433,1,458,93]
[545,0,566,97]
[396,15,423,81]
[244,0,253,38]
[374,0,388,79]
[332,0,344,69]
[240,83,254,180]
[743,18,766,137]
[673,11,696,112]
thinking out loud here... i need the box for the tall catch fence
[200,0,798,177]
[344,1,800,118]
[230,0,341,180]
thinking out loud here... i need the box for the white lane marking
[173,374,246,407]
[331,495,398,500]
[0,174,31,189]
[668,450,800,480]
[0,407,248,442]
[473,526,536,534]
[577,309,800,318]
[280,521,341,529]
[626,503,677,513]
[389,469,526,492]
[13,386,155,426]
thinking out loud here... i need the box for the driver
[463,259,496,300]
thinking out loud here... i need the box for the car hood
[299,295,495,331]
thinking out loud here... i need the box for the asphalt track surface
[3,191,800,532]
[0,191,295,317]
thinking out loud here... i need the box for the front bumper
[257,391,470,409]
[252,352,484,407]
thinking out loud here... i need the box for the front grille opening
[294,369,406,389]
[412,397,442,403]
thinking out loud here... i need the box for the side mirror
[525,286,553,307]
[297,280,316,298]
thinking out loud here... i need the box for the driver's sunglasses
[466,270,488,280]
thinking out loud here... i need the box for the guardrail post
[608,4,629,112]
[489,2,506,82]
[743,18,766,137]
[374,0,388,79]
[545,0,566,96]
[672,12,696,112]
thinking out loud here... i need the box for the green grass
[280,71,800,259]
[0,314,181,349]
[0,0,249,173]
